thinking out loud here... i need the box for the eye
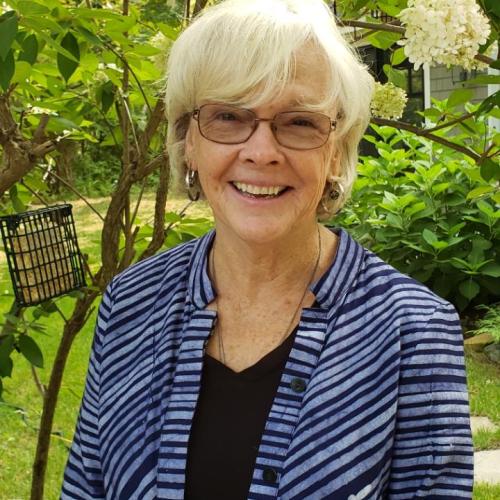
[290,118,316,128]
[214,112,240,122]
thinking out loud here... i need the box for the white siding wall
[429,66,488,104]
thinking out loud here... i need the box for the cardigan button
[290,377,306,393]
[262,467,278,483]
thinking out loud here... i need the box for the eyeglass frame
[190,103,338,151]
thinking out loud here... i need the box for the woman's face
[185,63,339,245]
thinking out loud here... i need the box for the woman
[62,0,473,498]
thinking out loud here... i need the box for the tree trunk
[30,291,99,500]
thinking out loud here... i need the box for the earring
[329,181,344,201]
[185,168,201,201]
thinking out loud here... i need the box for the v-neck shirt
[184,328,297,499]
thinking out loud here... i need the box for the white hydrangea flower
[398,0,491,70]
[370,82,408,120]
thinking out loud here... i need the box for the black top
[185,329,297,500]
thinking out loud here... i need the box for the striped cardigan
[62,228,473,499]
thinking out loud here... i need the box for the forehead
[245,52,331,111]
[198,44,332,112]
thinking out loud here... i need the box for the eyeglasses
[191,103,337,150]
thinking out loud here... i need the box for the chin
[221,214,303,246]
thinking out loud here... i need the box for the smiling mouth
[231,181,290,199]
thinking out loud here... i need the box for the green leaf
[466,74,500,85]
[480,263,500,277]
[0,11,18,60]
[97,80,115,114]
[75,26,102,46]
[447,88,474,108]
[366,31,401,50]
[477,200,495,217]
[9,184,26,212]
[0,335,15,361]
[157,23,179,41]
[390,47,406,66]
[479,158,500,181]
[0,49,15,91]
[467,186,495,199]
[459,279,480,300]
[57,31,80,82]
[482,0,500,17]
[40,300,57,313]
[12,60,31,84]
[383,64,407,89]
[0,356,13,378]
[17,1,50,15]
[18,335,44,368]
[18,34,38,65]
[422,228,438,245]
[378,2,401,17]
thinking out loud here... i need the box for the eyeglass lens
[196,104,332,150]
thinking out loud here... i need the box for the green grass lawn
[0,193,499,499]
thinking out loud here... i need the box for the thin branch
[36,166,106,222]
[130,179,146,228]
[137,158,169,261]
[31,366,46,398]
[340,19,404,34]
[119,91,140,153]
[30,140,58,158]
[135,152,167,180]
[19,180,50,206]
[52,301,68,324]
[425,111,476,134]
[33,115,50,144]
[137,99,165,161]
[371,117,481,161]
[101,41,153,115]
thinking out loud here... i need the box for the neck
[210,221,325,302]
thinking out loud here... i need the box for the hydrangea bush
[335,124,500,312]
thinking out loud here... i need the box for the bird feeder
[0,204,86,307]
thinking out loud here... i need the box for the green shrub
[336,124,500,312]
[472,304,500,342]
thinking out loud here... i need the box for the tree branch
[425,111,477,134]
[138,157,170,261]
[137,99,165,162]
[340,19,404,34]
[32,114,50,144]
[371,117,481,161]
[37,166,106,223]
[136,152,168,180]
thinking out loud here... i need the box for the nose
[238,120,285,166]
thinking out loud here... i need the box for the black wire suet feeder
[0,204,86,307]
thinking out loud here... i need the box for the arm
[61,285,114,499]
[388,302,473,499]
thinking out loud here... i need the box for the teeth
[233,182,286,196]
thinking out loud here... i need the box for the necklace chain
[209,226,322,366]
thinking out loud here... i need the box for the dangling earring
[329,180,344,201]
[185,167,200,201]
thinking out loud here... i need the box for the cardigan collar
[187,227,364,311]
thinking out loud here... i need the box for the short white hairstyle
[164,0,374,215]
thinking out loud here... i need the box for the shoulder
[340,230,458,328]
[104,235,206,310]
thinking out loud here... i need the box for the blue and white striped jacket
[62,228,473,499]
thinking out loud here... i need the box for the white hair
[164,0,374,215]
